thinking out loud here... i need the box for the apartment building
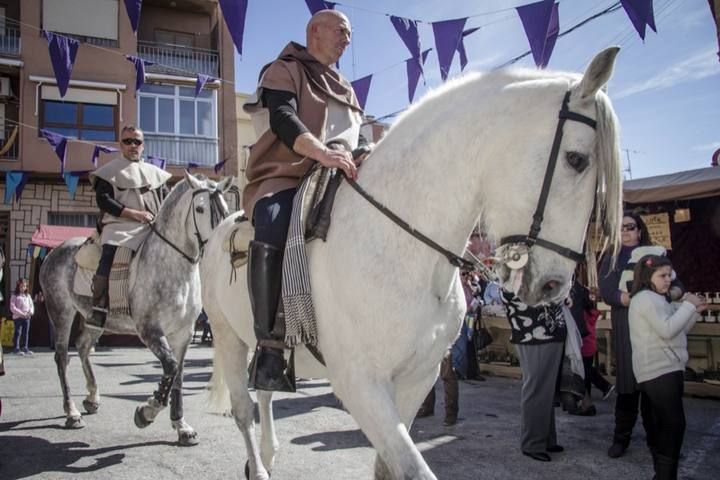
[0,0,238,298]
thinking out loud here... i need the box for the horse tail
[206,347,232,415]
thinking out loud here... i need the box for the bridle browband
[498,90,596,266]
[345,89,596,274]
[149,188,226,264]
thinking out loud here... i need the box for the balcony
[138,41,219,77]
[0,26,20,56]
[0,124,19,160]
[144,133,218,167]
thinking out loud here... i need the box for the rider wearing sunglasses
[86,126,171,333]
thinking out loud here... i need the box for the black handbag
[474,315,494,351]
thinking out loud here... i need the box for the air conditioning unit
[0,77,12,97]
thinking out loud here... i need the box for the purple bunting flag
[15,171,30,201]
[218,0,249,56]
[214,159,228,174]
[516,0,559,68]
[432,18,468,81]
[406,49,431,103]
[5,171,29,204]
[541,4,560,68]
[91,145,118,167]
[126,55,154,93]
[390,16,423,76]
[147,155,167,170]
[710,0,720,62]
[351,75,372,111]
[40,129,68,173]
[305,0,336,15]
[124,0,142,34]
[62,171,87,200]
[43,31,80,98]
[195,74,215,97]
[458,27,481,72]
[187,162,200,172]
[620,0,656,40]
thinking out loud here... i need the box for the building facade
[0,0,238,298]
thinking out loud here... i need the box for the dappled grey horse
[39,172,231,445]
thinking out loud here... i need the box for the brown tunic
[242,42,363,217]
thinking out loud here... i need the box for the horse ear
[578,47,620,100]
[216,176,234,193]
[184,170,203,190]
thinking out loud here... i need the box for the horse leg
[256,390,279,473]
[167,329,198,446]
[335,377,437,480]
[211,316,270,479]
[49,307,85,429]
[134,328,178,429]
[76,322,103,415]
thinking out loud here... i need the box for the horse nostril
[543,280,560,293]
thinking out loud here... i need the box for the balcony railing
[0,125,19,160]
[138,41,219,77]
[0,26,20,56]
[144,133,218,167]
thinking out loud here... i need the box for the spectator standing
[10,279,34,355]
[502,289,566,462]
[598,212,684,458]
[629,255,706,480]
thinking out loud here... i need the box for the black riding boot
[86,275,109,332]
[653,453,678,480]
[247,241,295,392]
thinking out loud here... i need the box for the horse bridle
[345,89,595,274]
[149,188,226,264]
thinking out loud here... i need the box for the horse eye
[195,206,205,214]
[566,151,589,173]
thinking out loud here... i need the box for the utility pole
[622,148,641,179]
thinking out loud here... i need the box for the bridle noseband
[345,89,596,276]
[498,90,596,270]
[150,188,226,264]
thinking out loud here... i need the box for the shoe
[569,405,596,416]
[250,347,295,392]
[607,442,628,458]
[603,385,616,401]
[13,350,24,356]
[443,415,457,426]
[22,350,33,356]
[522,451,551,462]
[546,445,564,453]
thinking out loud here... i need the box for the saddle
[73,233,134,316]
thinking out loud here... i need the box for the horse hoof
[83,400,100,414]
[177,430,199,447]
[65,416,85,429]
[133,406,153,429]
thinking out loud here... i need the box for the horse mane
[154,178,191,226]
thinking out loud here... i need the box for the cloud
[691,142,720,152]
[615,49,720,99]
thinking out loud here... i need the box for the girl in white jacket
[629,255,706,480]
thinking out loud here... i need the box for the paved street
[0,345,718,479]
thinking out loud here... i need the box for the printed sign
[641,213,672,250]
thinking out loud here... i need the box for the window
[47,212,99,227]
[138,84,216,138]
[41,100,117,141]
[43,0,119,43]
[155,30,194,48]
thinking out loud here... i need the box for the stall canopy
[624,166,720,203]
[30,224,94,249]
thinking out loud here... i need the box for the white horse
[40,172,231,445]
[202,48,623,478]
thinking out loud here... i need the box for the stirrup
[85,308,107,333]
[248,346,296,392]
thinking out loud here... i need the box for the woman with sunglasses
[599,212,683,459]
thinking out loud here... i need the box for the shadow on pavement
[291,428,370,451]
[0,436,174,479]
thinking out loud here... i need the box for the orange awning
[30,224,95,249]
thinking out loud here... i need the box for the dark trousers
[638,371,686,460]
[583,355,612,395]
[252,189,296,248]
[421,353,458,419]
[613,389,653,447]
[12,318,30,351]
[97,244,118,276]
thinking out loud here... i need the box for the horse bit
[149,188,226,264]
[345,89,595,277]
